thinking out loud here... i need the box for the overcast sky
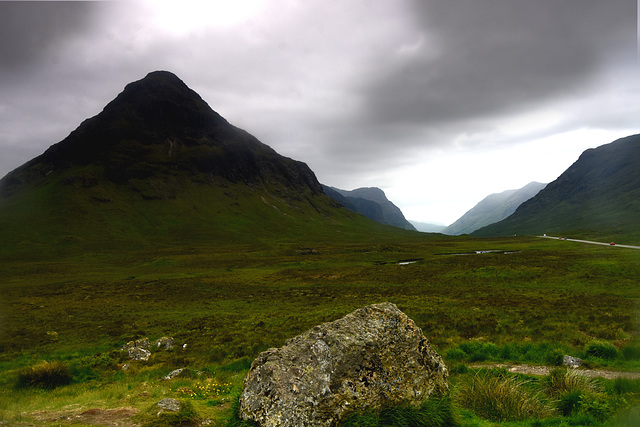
[1,0,638,225]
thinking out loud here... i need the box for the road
[539,235,640,249]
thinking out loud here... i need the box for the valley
[0,71,639,425]
[1,234,639,425]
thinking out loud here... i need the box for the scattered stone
[120,337,151,351]
[156,398,181,414]
[128,346,151,362]
[239,302,448,427]
[164,368,185,380]
[154,336,175,350]
[121,363,130,371]
[564,355,584,368]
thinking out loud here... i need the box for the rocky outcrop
[239,302,448,427]
[120,336,176,362]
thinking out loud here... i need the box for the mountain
[443,182,546,235]
[473,134,640,240]
[0,71,409,255]
[322,186,416,231]
[408,221,446,233]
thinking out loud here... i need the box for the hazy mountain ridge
[322,186,416,231]
[443,182,546,235]
[473,134,640,240]
[408,221,446,233]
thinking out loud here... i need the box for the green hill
[473,134,640,242]
[0,71,414,258]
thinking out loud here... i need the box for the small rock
[128,347,151,362]
[154,336,175,350]
[563,355,583,368]
[135,337,151,349]
[156,398,181,413]
[120,337,151,351]
[164,368,185,380]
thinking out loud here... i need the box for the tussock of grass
[453,371,554,422]
[16,360,72,389]
[342,395,458,427]
[543,368,600,398]
[585,340,619,361]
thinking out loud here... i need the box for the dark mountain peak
[101,70,229,132]
[0,71,322,198]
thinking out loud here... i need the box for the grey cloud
[361,0,636,128]
[0,1,106,79]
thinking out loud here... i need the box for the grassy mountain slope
[474,134,640,242]
[444,182,546,235]
[0,71,416,258]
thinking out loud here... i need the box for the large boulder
[239,302,448,427]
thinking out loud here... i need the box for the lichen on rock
[239,302,448,427]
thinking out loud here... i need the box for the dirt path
[471,363,640,380]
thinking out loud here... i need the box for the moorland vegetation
[1,233,639,425]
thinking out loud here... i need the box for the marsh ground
[1,234,639,425]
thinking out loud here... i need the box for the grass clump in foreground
[453,370,554,422]
[338,395,457,427]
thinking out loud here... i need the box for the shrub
[584,341,618,360]
[343,395,457,427]
[449,363,469,375]
[457,342,499,362]
[579,392,627,422]
[544,348,565,366]
[445,348,466,361]
[219,357,252,372]
[453,372,554,422]
[543,368,600,398]
[557,389,583,416]
[621,344,640,360]
[16,360,72,389]
[612,378,640,395]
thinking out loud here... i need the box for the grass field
[1,234,639,425]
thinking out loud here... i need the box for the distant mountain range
[322,186,416,231]
[408,221,446,233]
[2,70,638,250]
[474,134,640,240]
[0,71,409,255]
[443,182,546,235]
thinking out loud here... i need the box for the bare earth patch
[472,363,640,380]
[29,406,140,426]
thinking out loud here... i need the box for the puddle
[437,250,521,256]
[374,258,423,266]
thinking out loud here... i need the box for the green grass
[453,371,554,422]
[1,234,639,425]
